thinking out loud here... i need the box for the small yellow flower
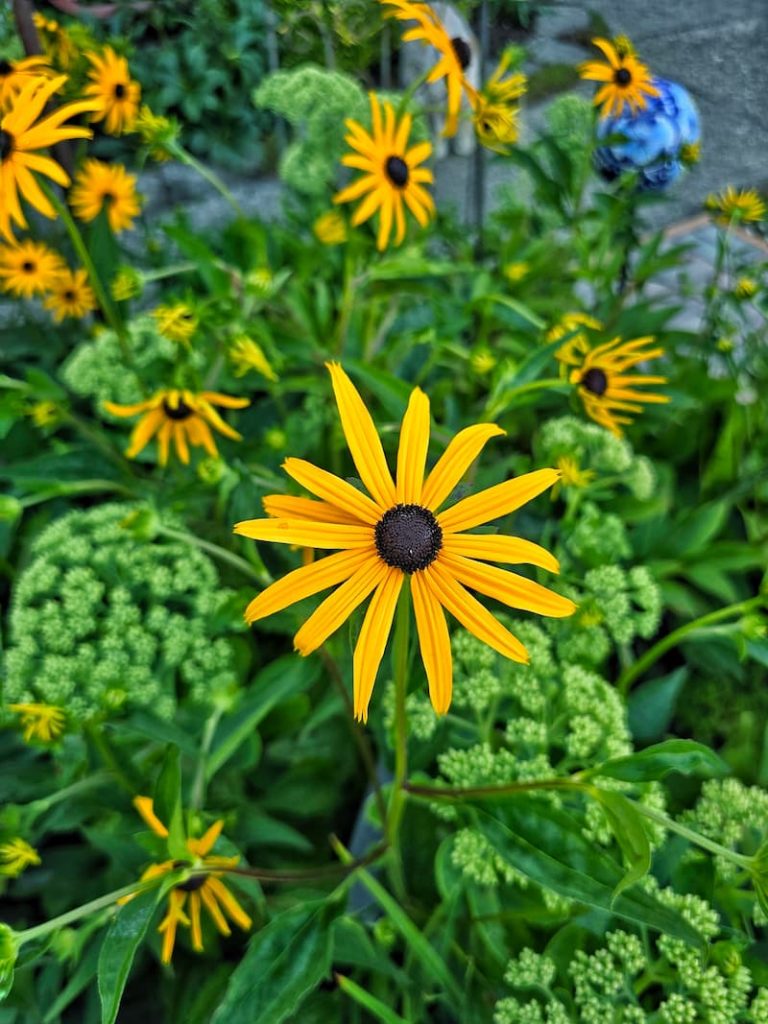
[471,50,526,153]
[84,46,141,135]
[111,266,142,302]
[706,186,765,225]
[471,350,496,375]
[134,104,178,161]
[0,240,65,298]
[0,838,40,877]
[716,336,735,353]
[579,36,660,119]
[314,210,348,245]
[547,312,603,354]
[70,159,141,233]
[265,428,287,451]
[245,267,275,297]
[28,400,61,428]
[229,335,277,382]
[153,303,197,345]
[734,277,758,299]
[680,141,701,166]
[556,455,596,491]
[33,13,78,71]
[43,268,97,322]
[8,702,66,743]
[503,261,529,284]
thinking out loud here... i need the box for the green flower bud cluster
[451,631,501,713]
[579,565,662,646]
[682,778,768,882]
[381,681,438,742]
[451,828,519,887]
[545,96,595,153]
[567,501,631,565]
[3,504,237,721]
[537,415,646,480]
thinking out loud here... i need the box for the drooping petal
[293,556,387,655]
[443,533,560,573]
[126,408,165,458]
[204,877,252,930]
[438,468,559,534]
[133,796,169,837]
[422,424,505,511]
[411,570,452,715]
[189,820,224,857]
[395,387,430,504]
[439,553,576,618]
[352,568,403,722]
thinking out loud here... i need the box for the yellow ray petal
[293,556,386,655]
[396,387,430,504]
[412,570,452,715]
[188,891,204,951]
[439,553,576,618]
[200,884,231,935]
[438,468,559,534]
[422,424,505,511]
[189,819,224,857]
[233,518,374,549]
[133,796,169,837]
[442,533,560,573]
[353,568,403,722]
[262,494,361,525]
[282,457,381,525]
[205,877,252,931]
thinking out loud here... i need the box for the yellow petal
[439,553,576,618]
[396,387,430,504]
[205,877,252,931]
[412,571,452,715]
[442,533,560,573]
[422,424,505,511]
[132,796,169,837]
[293,555,386,655]
[282,457,381,525]
[262,494,361,526]
[353,568,403,722]
[438,468,559,534]
[233,518,374,549]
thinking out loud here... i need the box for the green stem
[25,772,113,822]
[484,377,566,419]
[140,262,197,283]
[387,583,411,901]
[154,525,271,586]
[166,141,244,217]
[395,68,431,119]
[617,595,765,696]
[20,480,135,509]
[85,723,137,793]
[630,801,753,871]
[404,778,585,801]
[190,706,224,811]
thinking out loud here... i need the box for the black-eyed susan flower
[69,158,141,233]
[104,388,250,466]
[313,210,348,245]
[152,303,197,345]
[556,334,668,437]
[705,185,765,225]
[121,797,251,965]
[235,363,575,722]
[472,49,527,153]
[547,311,603,347]
[84,47,140,135]
[579,37,659,119]
[134,104,177,161]
[0,240,65,298]
[8,702,66,743]
[380,0,475,138]
[0,74,99,241]
[0,838,40,877]
[0,55,52,107]
[43,268,96,322]
[229,335,277,382]
[334,93,434,251]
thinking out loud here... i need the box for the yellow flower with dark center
[557,335,669,437]
[334,92,434,251]
[229,335,277,381]
[0,55,53,107]
[8,702,66,743]
[33,13,78,71]
[313,210,348,245]
[69,158,141,233]
[134,104,177,161]
[104,388,250,466]
[705,186,765,225]
[0,240,65,298]
[0,74,99,241]
[734,276,758,299]
[235,363,575,722]
[43,268,97,322]
[380,0,475,138]
[152,303,197,345]
[0,838,40,877]
[579,37,660,119]
[121,797,251,965]
[84,47,141,135]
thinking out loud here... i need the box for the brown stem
[214,841,388,883]
[47,0,152,18]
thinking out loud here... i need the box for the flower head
[134,104,177,161]
[314,210,348,245]
[28,400,62,428]
[0,55,53,107]
[0,838,40,877]
[70,158,141,233]
[152,303,197,345]
[334,92,434,250]
[8,702,66,743]
[472,50,526,153]
[552,455,596,497]
[43,268,97,322]
[556,334,669,436]
[33,13,78,70]
[229,335,277,381]
[380,0,476,137]
[579,37,660,118]
[547,312,603,347]
[0,74,98,240]
[0,240,65,298]
[504,261,529,284]
[121,797,251,964]
[235,363,575,722]
[104,388,250,466]
[705,185,765,225]
[111,265,142,301]
[84,47,141,135]
[734,276,758,299]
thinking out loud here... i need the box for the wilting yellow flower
[134,104,177,161]
[235,363,575,722]
[8,702,66,743]
[33,13,77,71]
[734,276,758,299]
[70,158,141,233]
[551,455,596,498]
[152,302,197,345]
[0,240,65,298]
[84,47,141,135]
[43,268,97,322]
[0,55,53,107]
[680,141,701,166]
[104,388,250,466]
[0,839,40,877]
[705,186,765,225]
[229,335,277,381]
[28,400,61,428]
[0,74,99,240]
[579,37,659,119]
[334,92,434,251]
[557,334,669,437]
[121,797,251,965]
[111,266,142,302]
[314,210,348,245]
[547,311,603,348]
[472,49,526,152]
[503,261,529,284]
[380,0,475,138]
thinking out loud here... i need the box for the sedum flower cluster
[3,504,237,721]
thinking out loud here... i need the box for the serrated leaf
[98,888,160,1024]
[589,740,728,783]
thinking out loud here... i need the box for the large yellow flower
[705,185,765,225]
[43,268,96,322]
[334,93,434,251]
[122,797,251,965]
[0,55,53,108]
[0,240,65,298]
[0,74,98,240]
[84,47,141,135]
[579,37,659,119]
[380,0,475,137]
[69,158,141,233]
[235,363,575,723]
[104,388,250,466]
[557,334,669,437]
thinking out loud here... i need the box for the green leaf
[97,888,160,1024]
[341,360,412,420]
[336,974,408,1024]
[628,668,687,744]
[153,745,186,859]
[44,935,102,1021]
[210,901,337,1024]
[590,790,651,898]
[589,740,729,783]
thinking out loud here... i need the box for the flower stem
[154,525,271,586]
[483,377,566,420]
[386,583,411,901]
[617,595,765,696]
[166,141,244,217]
[630,800,753,870]
[190,706,224,811]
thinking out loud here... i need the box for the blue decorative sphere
[594,76,700,190]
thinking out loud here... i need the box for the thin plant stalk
[165,140,244,217]
[386,583,411,900]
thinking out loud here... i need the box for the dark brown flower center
[63,289,75,302]
[450,36,472,70]
[614,67,632,86]
[375,504,442,574]
[162,398,194,421]
[0,60,12,77]
[384,155,409,188]
[175,874,207,892]
[21,260,35,273]
[581,367,608,396]
[114,82,126,99]
[0,130,14,162]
